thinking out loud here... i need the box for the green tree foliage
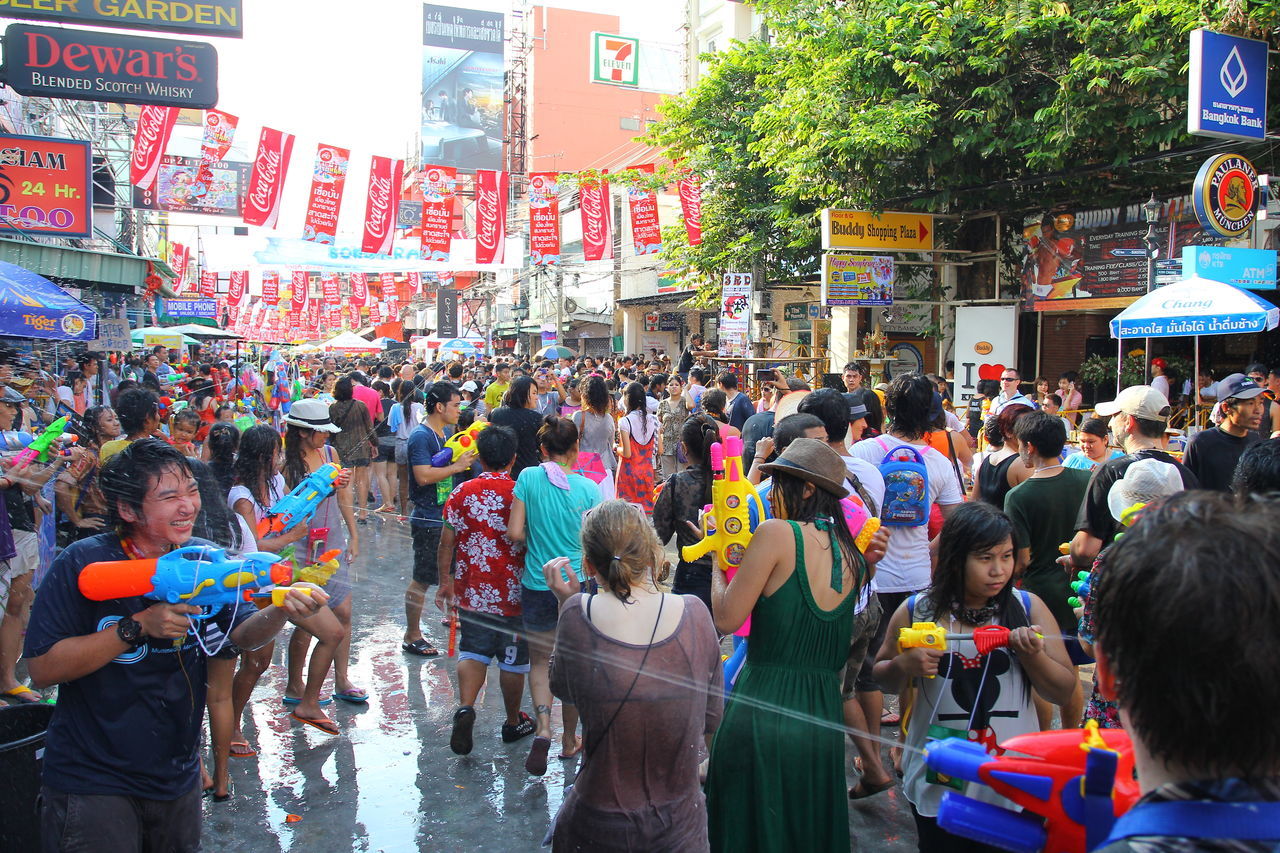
[648,0,1278,291]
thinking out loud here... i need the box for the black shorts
[856,589,916,693]
[376,442,395,463]
[40,783,203,853]
[459,611,529,672]
[521,586,562,634]
[346,457,370,468]
[411,524,443,586]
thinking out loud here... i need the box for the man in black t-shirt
[1185,374,1264,492]
[677,333,715,380]
[24,440,323,851]
[1070,386,1198,570]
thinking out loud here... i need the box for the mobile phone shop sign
[0,0,242,38]
[3,24,219,109]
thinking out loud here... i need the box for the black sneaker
[450,706,476,755]
[502,711,535,743]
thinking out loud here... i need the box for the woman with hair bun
[542,500,722,852]
[652,414,722,611]
[507,415,603,776]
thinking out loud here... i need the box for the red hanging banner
[528,171,561,265]
[385,279,400,316]
[306,299,321,334]
[678,173,703,247]
[192,109,237,198]
[475,169,508,265]
[321,272,341,305]
[227,270,247,307]
[261,271,280,305]
[580,172,614,262]
[290,271,309,327]
[361,155,403,256]
[420,164,456,261]
[406,271,422,297]
[377,272,396,303]
[170,243,191,293]
[627,163,662,256]
[130,105,179,190]
[348,272,368,307]
[243,127,296,228]
[302,143,349,245]
[199,270,216,298]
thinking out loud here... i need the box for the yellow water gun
[681,435,764,571]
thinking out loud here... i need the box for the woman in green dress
[705,438,886,853]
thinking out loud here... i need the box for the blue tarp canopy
[0,260,97,341]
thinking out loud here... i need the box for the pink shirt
[351,383,382,423]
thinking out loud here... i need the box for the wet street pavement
[199,513,919,852]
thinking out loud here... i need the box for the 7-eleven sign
[591,32,640,87]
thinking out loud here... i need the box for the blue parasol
[0,261,96,341]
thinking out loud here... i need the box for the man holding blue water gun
[24,439,324,852]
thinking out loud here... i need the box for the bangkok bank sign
[3,24,218,109]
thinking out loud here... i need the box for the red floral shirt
[443,472,525,617]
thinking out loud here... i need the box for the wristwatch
[115,615,144,646]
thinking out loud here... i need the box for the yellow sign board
[143,333,183,350]
[821,209,934,252]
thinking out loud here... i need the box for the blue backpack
[876,438,930,527]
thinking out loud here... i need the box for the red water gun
[924,722,1139,853]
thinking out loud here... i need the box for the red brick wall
[1037,313,1111,383]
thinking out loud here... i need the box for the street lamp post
[1142,193,1161,379]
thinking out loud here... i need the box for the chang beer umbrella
[1109,275,1280,424]
[0,261,96,341]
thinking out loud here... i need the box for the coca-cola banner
[406,271,422,296]
[243,127,296,228]
[130,105,179,190]
[306,298,321,334]
[377,272,396,303]
[628,164,661,256]
[349,272,368,307]
[199,270,217,298]
[580,173,614,262]
[475,169,507,265]
[302,144,349,245]
[261,271,279,305]
[321,272,341,304]
[385,277,401,316]
[678,173,703,246]
[170,242,191,292]
[420,164,456,261]
[361,155,403,255]
[192,109,237,199]
[227,270,247,306]
[529,171,561,265]
[290,271,309,315]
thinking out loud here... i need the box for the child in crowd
[169,409,201,457]
[874,502,1076,852]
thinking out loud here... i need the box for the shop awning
[0,237,176,295]
[0,261,97,341]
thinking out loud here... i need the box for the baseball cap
[0,386,24,404]
[1094,385,1171,422]
[1216,372,1266,401]
[460,380,479,393]
[842,392,868,422]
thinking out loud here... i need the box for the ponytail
[580,499,669,603]
[681,414,721,506]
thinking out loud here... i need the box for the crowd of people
[1,340,1278,853]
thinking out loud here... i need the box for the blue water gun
[78,545,294,618]
[923,722,1139,853]
[257,463,343,538]
[1067,571,1092,609]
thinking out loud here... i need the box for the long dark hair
[681,414,721,506]
[502,375,536,409]
[927,502,1028,631]
[205,422,239,497]
[82,405,112,448]
[770,468,866,594]
[399,380,423,426]
[282,424,314,489]
[583,374,610,416]
[235,425,283,507]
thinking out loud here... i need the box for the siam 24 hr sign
[0,133,93,237]
[3,24,218,108]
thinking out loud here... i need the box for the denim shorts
[521,586,562,634]
[459,611,529,672]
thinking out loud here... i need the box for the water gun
[924,721,1139,853]
[898,622,1043,678]
[432,420,486,466]
[79,545,293,618]
[1067,571,1092,609]
[681,436,765,636]
[11,416,73,468]
[248,549,341,606]
[257,464,344,538]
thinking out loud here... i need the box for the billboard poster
[243,126,295,229]
[420,164,456,261]
[302,144,349,244]
[474,169,507,265]
[1019,203,1211,311]
[953,306,1018,405]
[821,254,895,307]
[528,171,561,264]
[0,134,92,238]
[192,109,237,198]
[627,163,661,256]
[132,154,250,217]
[361,155,403,255]
[719,273,752,358]
[421,4,504,171]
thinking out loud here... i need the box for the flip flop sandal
[450,706,476,756]
[2,686,43,705]
[401,640,440,657]
[229,740,257,758]
[558,736,583,760]
[333,689,369,704]
[212,781,235,803]
[525,736,551,776]
[282,695,332,706]
[849,778,896,800]
[290,712,340,736]
[880,712,902,726]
